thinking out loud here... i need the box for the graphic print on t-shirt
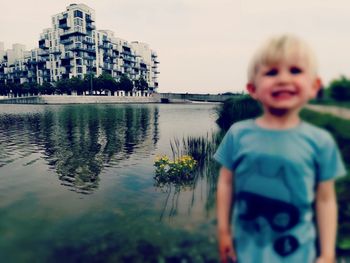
[236,160,301,257]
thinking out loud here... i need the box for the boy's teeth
[272,90,295,97]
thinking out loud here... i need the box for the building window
[77,67,83,73]
[74,26,83,33]
[74,18,83,26]
[74,10,83,18]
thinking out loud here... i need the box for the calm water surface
[0,104,220,262]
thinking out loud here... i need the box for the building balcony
[103,64,113,70]
[109,52,118,58]
[123,56,135,63]
[50,48,61,54]
[37,58,47,64]
[86,23,96,30]
[58,18,70,29]
[38,50,50,56]
[39,39,49,49]
[83,54,95,60]
[86,14,95,23]
[60,39,73,45]
[61,52,74,59]
[59,23,70,29]
[83,37,94,45]
[121,50,134,56]
[67,44,89,52]
[61,30,86,37]
[99,43,110,50]
[86,47,96,54]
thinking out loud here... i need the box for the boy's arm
[217,166,236,263]
[316,180,337,263]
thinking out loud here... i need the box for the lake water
[0,104,220,263]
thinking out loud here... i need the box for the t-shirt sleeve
[317,133,347,182]
[213,127,236,171]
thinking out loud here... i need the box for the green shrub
[216,95,262,131]
[328,76,350,101]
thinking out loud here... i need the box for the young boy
[214,34,346,263]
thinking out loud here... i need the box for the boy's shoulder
[301,121,334,141]
[227,119,255,134]
[227,119,335,145]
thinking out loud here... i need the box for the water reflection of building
[0,105,159,194]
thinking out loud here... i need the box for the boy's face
[247,57,321,113]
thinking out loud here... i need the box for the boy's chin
[268,108,290,116]
[266,106,301,116]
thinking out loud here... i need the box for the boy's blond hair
[247,34,318,83]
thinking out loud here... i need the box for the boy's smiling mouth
[271,89,297,99]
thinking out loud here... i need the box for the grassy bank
[310,99,350,109]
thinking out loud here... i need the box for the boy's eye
[265,68,278,76]
[290,66,302,74]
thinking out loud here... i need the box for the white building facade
[0,3,159,91]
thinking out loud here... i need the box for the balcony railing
[61,53,74,59]
[50,48,61,54]
[59,23,70,29]
[83,38,94,45]
[99,44,110,50]
[60,39,73,45]
[38,50,49,56]
[61,29,86,37]
[123,56,135,62]
[86,24,96,30]
[83,54,95,60]
[86,47,96,54]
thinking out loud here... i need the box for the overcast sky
[1,0,350,94]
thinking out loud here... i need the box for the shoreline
[0,94,226,105]
[0,94,160,105]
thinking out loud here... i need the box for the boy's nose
[277,71,292,84]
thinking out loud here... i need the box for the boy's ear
[311,77,322,98]
[246,83,258,99]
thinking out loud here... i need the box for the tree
[83,73,97,95]
[21,82,31,95]
[7,82,21,97]
[117,75,134,93]
[97,73,118,95]
[40,82,55,95]
[0,83,9,96]
[55,79,71,95]
[21,82,39,95]
[68,77,84,95]
[134,77,148,94]
[328,76,350,101]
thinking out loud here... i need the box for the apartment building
[0,3,159,91]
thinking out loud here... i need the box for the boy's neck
[256,108,301,130]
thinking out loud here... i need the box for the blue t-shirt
[214,119,346,263]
